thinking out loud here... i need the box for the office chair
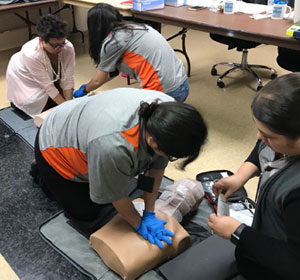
[276,47,300,72]
[210,34,277,91]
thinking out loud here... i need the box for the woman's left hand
[207,213,241,239]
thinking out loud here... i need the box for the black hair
[36,14,68,42]
[87,3,147,66]
[139,100,208,170]
[251,73,300,139]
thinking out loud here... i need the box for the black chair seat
[209,34,260,51]
[277,47,300,72]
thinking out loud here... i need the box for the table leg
[167,28,191,77]
[70,5,84,43]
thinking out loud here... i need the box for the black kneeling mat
[39,177,174,280]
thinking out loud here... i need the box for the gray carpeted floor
[0,119,91,280]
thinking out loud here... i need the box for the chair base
[211,49,277,91]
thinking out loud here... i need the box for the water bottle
[267,0,274,14]
[235,0,242,12]
[294,0,300,23]
[209,0,220,12]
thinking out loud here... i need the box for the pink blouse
[6,37,75,117]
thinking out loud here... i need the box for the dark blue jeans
[167,79,189,102]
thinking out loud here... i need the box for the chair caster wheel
[271,73,277,80]
[211,68,217,76]
[217,81,225,88]
[257,84,263,91]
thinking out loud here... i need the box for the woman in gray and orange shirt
[35,88,207,248]
[73,3,189,102]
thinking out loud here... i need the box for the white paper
[239,2,268,14]
[133,201,145,216]
[186,1,269,15]
[252,13,272,20]
[230,208,254,226]
[220,171,229,178]
[186,0,215,8]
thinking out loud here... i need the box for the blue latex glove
[73,83,88,98]
[135,211,174,249]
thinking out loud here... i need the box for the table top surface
[62,0,131,10]
[0,0,59,12]
[3,2,298,50]
[132,6,300,50]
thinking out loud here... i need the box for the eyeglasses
[47,40,68,49]
[166,155,179,162]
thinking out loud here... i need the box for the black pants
[42,97,57,112]
[34,130,113,222]
[235,243,281,280]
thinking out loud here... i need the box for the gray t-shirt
[99,25,187,93]
[39,88,173,204]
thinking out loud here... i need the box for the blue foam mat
[0,106,38,149]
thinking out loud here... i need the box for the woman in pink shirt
[6,14,75,117]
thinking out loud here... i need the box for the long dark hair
[87,3,147,66]
[139,100,208,169]
[251,73,300,139]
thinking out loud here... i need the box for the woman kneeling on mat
[35,88,207,248]
[7,14,75,117]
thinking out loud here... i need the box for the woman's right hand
[135,211,174,249]
[213,175,244,201]
[73,83,88,98]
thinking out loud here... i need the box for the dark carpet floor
[0,120,90,280]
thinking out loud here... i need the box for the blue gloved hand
[73,83,88,98]
[135,211,174,249]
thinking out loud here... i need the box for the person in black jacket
[208,73,300,280]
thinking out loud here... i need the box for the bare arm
[234,161,260,185]
[62,89,74,101]
[112,196,142,229]
[213,161,260,200]
[33,108,54,127]
[45,88,72,112]
[52,93,66,105]
[84,70,111,93]
[112,169,165,229]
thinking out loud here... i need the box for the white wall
[74,6,89,31]
[0,29,28,52]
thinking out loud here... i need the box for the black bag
[196,170,256,214]
[158,170,248,280]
